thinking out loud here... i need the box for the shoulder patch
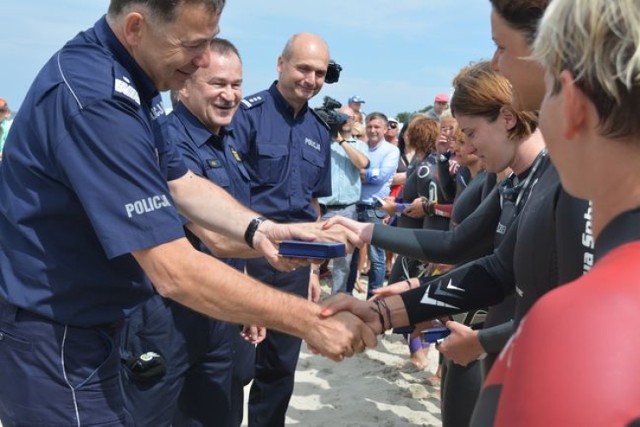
[309,108,330,130]
[240,95,265,109]
[114,75,140,106]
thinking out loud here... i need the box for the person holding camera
[317,102,369,295]
[230,32,340,426]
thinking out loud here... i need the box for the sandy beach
[284,333,443,426]
[243,278,444,426]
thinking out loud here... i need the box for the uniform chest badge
[207,159,222,168]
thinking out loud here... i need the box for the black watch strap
[244,216,266,249]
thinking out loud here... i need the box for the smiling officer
[121,38,263,427]
[0,2,375,425]
[231,33,333,426]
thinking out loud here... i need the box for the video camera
[314,96,349,134]
[325,60,342,84]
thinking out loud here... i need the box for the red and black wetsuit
[472,208,640,426]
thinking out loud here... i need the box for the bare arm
[132,238,377,360]
[391,171,407,186]
[170,171,362,265]
[185,222,258,258]
[169,170,257,241]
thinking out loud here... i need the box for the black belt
[356,203,376,210]
[324,203,355,210]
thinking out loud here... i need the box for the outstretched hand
[304,307,378,361]
[319,293,383,335]
[371,279,413,299]
[435,320,483,366]
[255,220,362,256]
[322,216,374,245]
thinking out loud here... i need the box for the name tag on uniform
[207,159,222,168]
[230,148,242,162]
[305,138,321,151]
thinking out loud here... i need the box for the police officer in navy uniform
[121,38,264,427]
[0,2,376,425]
[231,33,333,426]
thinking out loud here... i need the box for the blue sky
[1,0,496,117]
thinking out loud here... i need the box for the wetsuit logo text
[582,202,594,272]
[125,195,172,218]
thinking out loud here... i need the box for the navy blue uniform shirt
[169,102,250,271]
[0,17,188,327]
[232,82,331,222]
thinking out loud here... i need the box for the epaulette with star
[240,95,265,109]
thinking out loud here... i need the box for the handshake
[300,293,382,361]
[303,290,411,362]
[250,215,412,361]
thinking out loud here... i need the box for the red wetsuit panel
[482,242,640,426]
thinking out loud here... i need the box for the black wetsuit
[398,159,592,366]
[439,170,493,427]
[450,169,496,228]
[372,151,593,425]
[389,150,546,373]
[388,153,453,283]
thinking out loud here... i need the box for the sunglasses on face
[388,122,398,129]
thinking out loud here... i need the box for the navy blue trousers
[121,295,255,427]
[246,258,310,427]
[0,301,130,426]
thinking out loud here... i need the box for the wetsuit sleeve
[399,218,517,325]
[399,261,505,325]
[477,321,513,354]
[371,187,500,264]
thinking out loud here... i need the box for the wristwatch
[244,216,266,249]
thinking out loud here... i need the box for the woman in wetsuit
[475,1,640,424]
[437,123,494,427]
[381,116,451,369]
[323,2,593,424]
[321,59,583,425]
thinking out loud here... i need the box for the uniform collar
[94,16,159,103]
[174,102,233,148]
[268,81,309,119]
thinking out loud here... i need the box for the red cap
[434,93,449,103]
